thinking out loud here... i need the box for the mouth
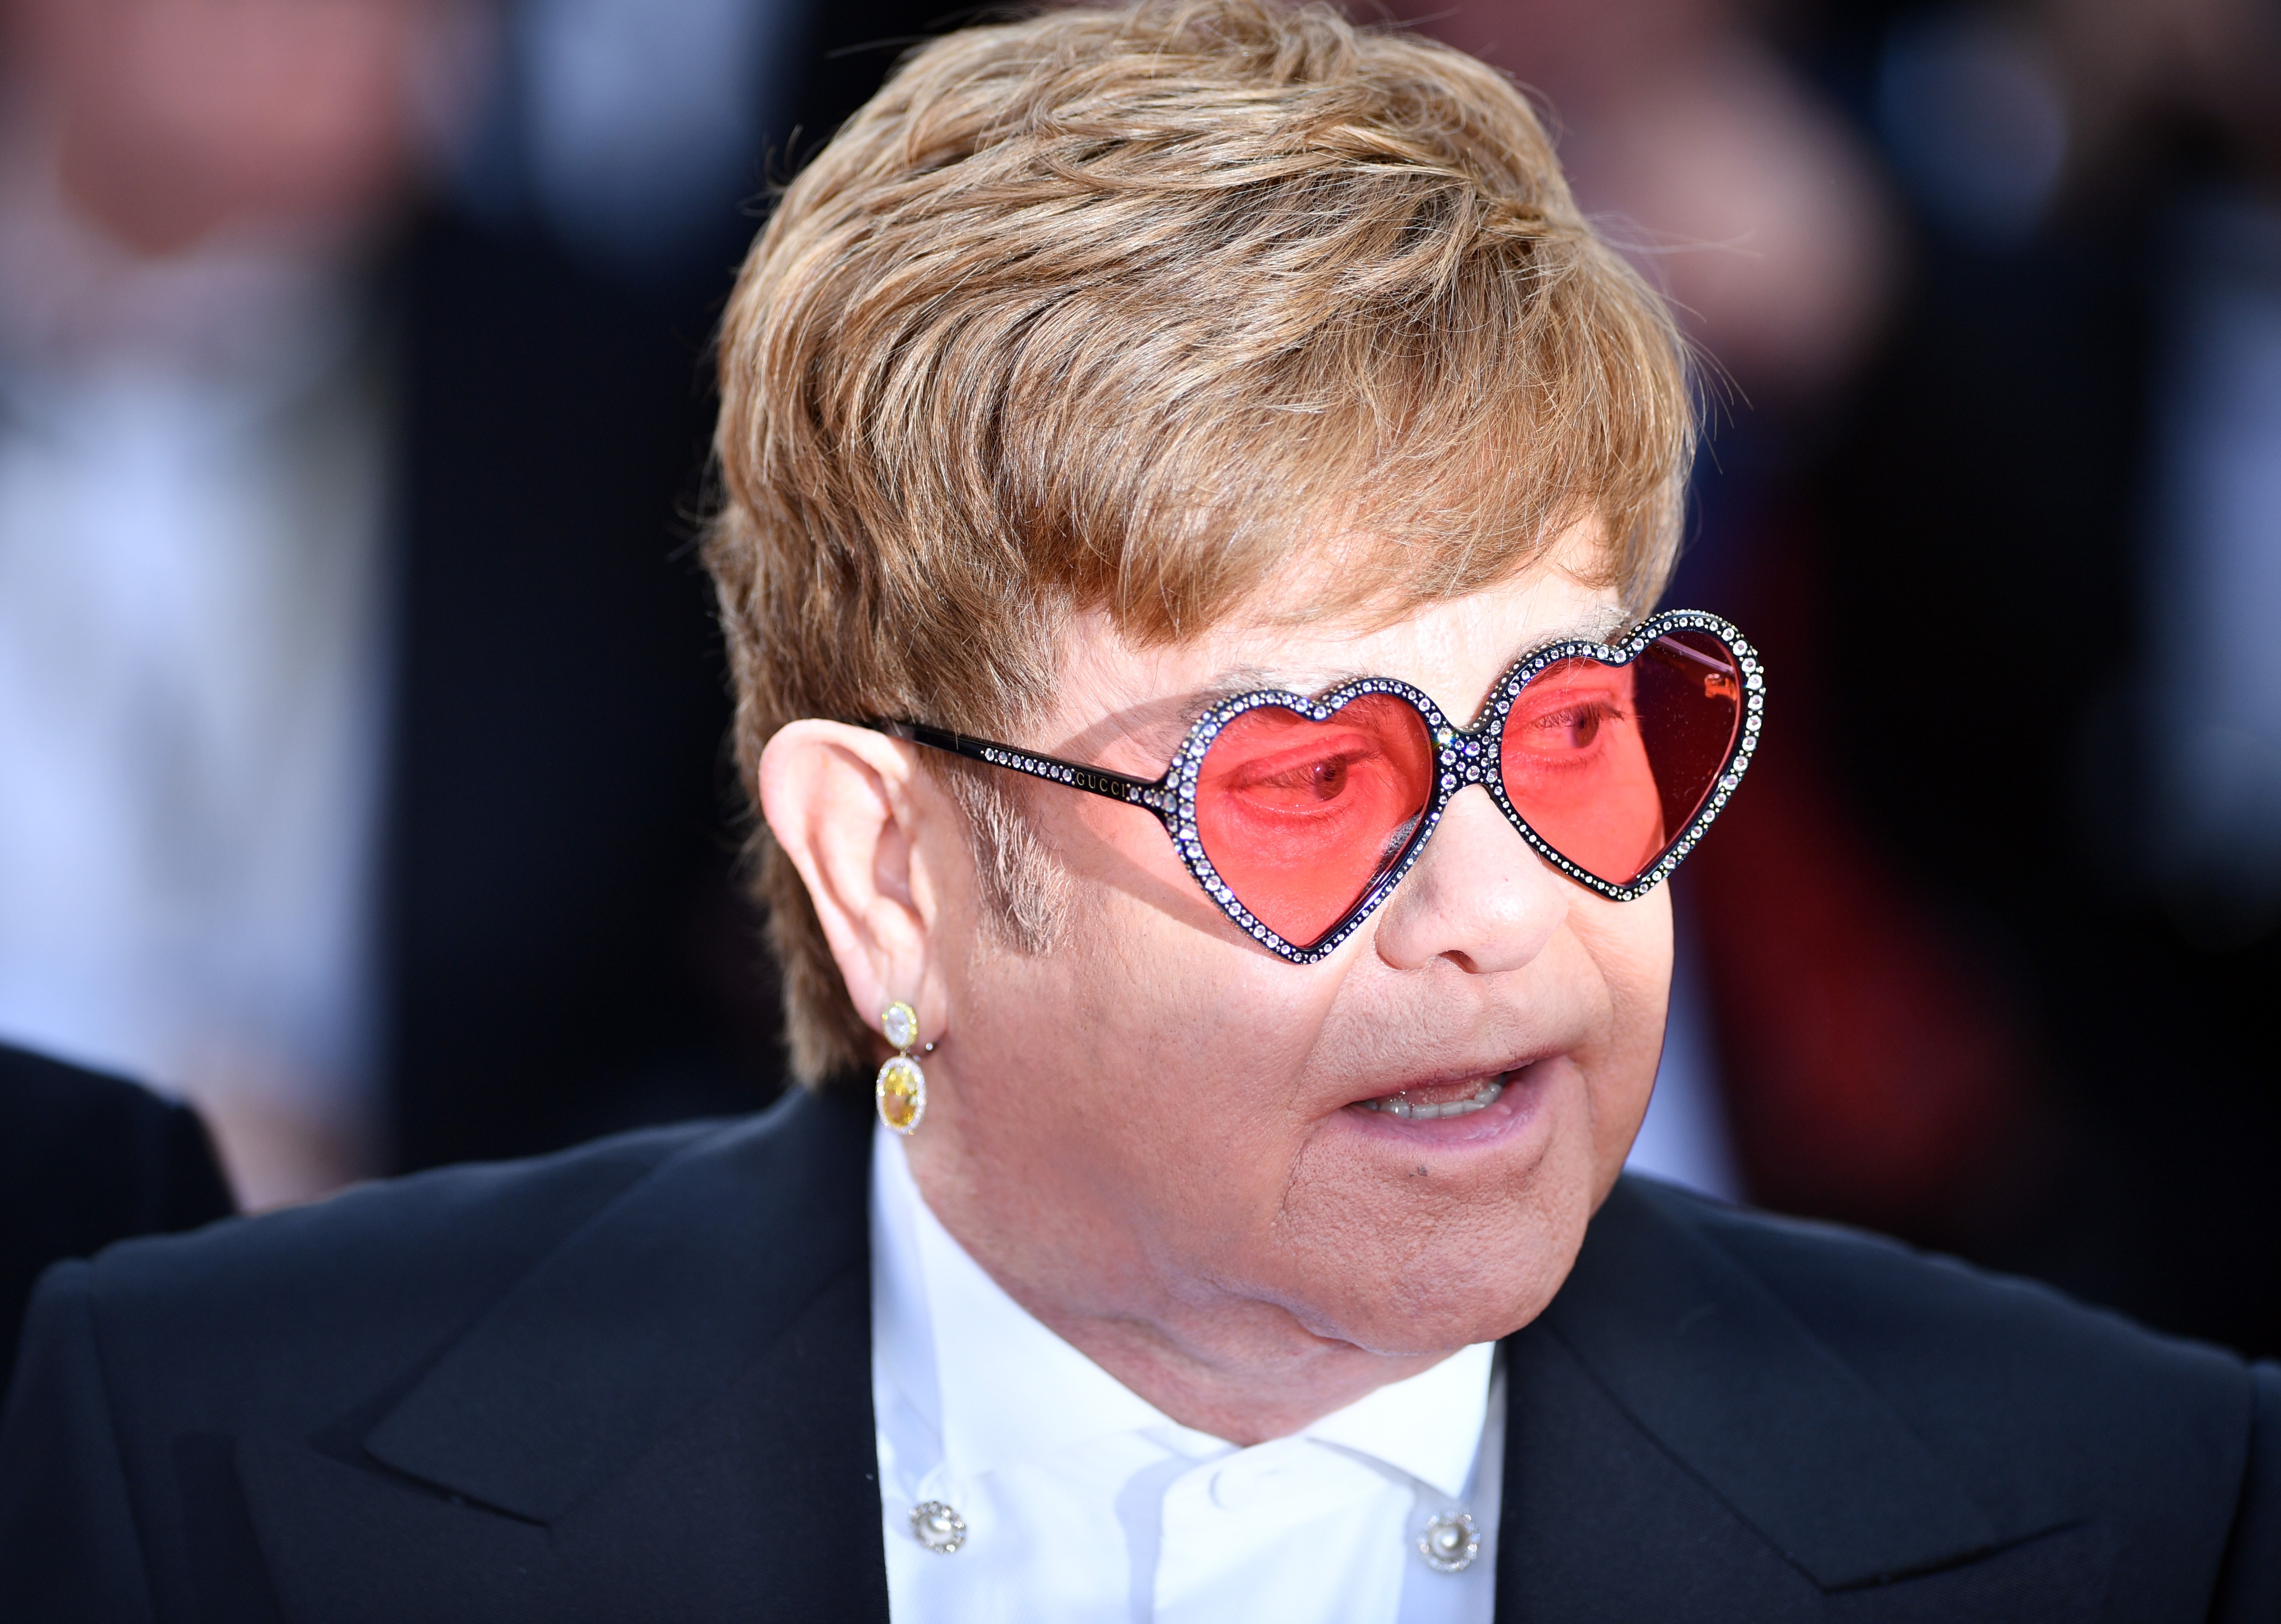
[1355,1075,1509,1120]
[1344,1057,1549,1125]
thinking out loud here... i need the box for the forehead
[1052,539,1629,761]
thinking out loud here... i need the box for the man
[3,2,2274,1618]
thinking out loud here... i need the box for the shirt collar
[1305,1339,1494,1501]
[870,1123,1494,1498]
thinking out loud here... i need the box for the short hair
[707,0,1696,1083]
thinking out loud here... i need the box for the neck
[1030,1302,1454,1447]
[906,1140,1456,1447]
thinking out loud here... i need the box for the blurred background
[0,0,2272,1359]
[0,0,926,1209]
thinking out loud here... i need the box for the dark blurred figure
[1774,0,2281,1354]
[0,1041,232,1398]
[0,0,951,1205]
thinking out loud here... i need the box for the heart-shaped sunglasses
[870,609,1762,964]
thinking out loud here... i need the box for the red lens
[1193,695,1434,948]
[1499,630,1742,886]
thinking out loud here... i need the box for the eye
[1531,703,1613,750]
[1250,751,1355,801]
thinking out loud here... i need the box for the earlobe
[758,721,941,1036]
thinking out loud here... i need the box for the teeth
[1363,1077,1504,1120]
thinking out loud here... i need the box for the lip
[1333,1056,1557,1147]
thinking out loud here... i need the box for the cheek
[1568,887,1674,1177]
[1038,789,1321,1064]
[994,880,1326,1124]
[942,806,1341,1227]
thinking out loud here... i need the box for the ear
[758,721,952,1045]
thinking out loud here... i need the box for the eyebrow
[1172,608,1635,729]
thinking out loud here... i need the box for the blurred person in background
[0,0,488,1204]
[1786,0,2281,1354]
[0,0,946,1209]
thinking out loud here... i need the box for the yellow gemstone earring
[876,1001,926,1135]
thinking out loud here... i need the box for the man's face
[15,0,471,252]
[909,534,1672,1360]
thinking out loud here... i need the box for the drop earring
[876,1001,926,1135]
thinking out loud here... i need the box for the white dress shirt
[869,1123,1503,1623]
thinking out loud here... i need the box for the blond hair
[707,0,1695,1082]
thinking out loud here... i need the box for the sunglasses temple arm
[864,719,1165,808]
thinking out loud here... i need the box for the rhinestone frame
[870,608,1762,965]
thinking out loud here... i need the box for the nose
[1370,784,1568,975]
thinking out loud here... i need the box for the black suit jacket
[3,1086,2274,1621]
[0,1044,234,1403]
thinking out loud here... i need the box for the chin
[1271,1181,1596,1358]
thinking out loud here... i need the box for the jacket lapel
[239,1088,889,1623]
[1491,1176,2073,1618]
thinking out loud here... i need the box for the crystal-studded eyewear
[868,609,1763,966]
